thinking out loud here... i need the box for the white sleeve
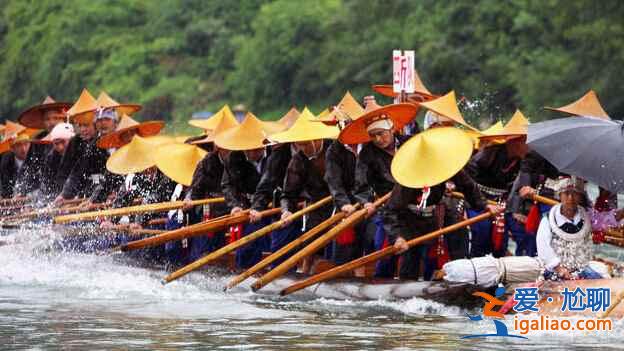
[536,216,560,270]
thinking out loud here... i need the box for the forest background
[0,0,622,133]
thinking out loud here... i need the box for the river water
[1,226,623,350]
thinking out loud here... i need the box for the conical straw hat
[269,108,340,143]
[419,91,477,131]
[106,135,174,175]
[191,110,240,145]
[74,91,142,124]
[479,110,529,144]
[372,69,434,98]
[18,96,72,129]
[544,90,610,119]
[391,127,474,188]
[97,114,164,149]
[215,113,277,151]
[338,101,418,145]
[0,123,4,135]
[316,91,365,125]
[188,105,238,131]
[68,89,97,123]
[0,121,40,154]
[278,107,300,129]
[154,143,207,186]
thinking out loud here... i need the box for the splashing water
[1,227,623,350]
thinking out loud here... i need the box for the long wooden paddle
[118,210,254,252]
[225,203,351,290]
[280,210,498,296]
[162,196,333,284]
[250,193,390,292]
[54,197,225,224]
[0,202,108,223]
[0,196,30,206]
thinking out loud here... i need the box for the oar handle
[162,197,332,285]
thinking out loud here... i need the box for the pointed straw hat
[391,127,474,188]
[479,109,529,144]
[96,114,164,149]
[188,105,237,131]
[215,113,280,151]
[18,96,72,129]
[154,143,207,186]
[73,91,141,124]
[191,110,240,145]
[337,100,418,145]
[315,91,365,125]
[419,91,478,131]
[106,135,175,175]
[269,107,340,143]
[277,107,300,129]
[544,90,610,120]
[372,69,435,99]
[0,121,40,154]
[67,89,97,123]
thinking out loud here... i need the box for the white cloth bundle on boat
[443,255,544,288]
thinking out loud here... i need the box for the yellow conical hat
[269,107,339,143]
[154,143,207,186]
[246,112,287,135]
[420,91,477,131]
[67,89,97,123]
[191,110,240,145]
[106,135,174,175]
[93,91,142,116]
[73,91,141,124]
[188,105,238,131]
[481,121,504,135]
[97,114,164,149]
[215,113,274,150]
[0,123,4,135]
[278,107,300,129]
[0,121,40,154]
[391,127,474,188]
[316,91,365,124]
[372,69,434,98]
[544,90,610,119]
[479,110,529,144]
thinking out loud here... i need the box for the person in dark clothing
[0,124,34,199]
[37,123,75,199]
[53,121,97,201]
[340,97,418,277]
[465,111,529,258]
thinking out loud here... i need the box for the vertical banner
[393,50,415,94]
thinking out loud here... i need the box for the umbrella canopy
[527,116,624,193]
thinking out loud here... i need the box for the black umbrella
[527,116,624,193]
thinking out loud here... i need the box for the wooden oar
[54,197,225,224]
[250,193,391,292]
[280,210,498,296]
[450,191,558,207]
[226,208,351,290]
[162,196,333,284]
[1,202,107,223]
[0,196,30,206]
[118,210,255,252]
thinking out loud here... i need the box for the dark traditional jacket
[61,139,109,199]
[222,150,266,209]
[55,135,87,193]
[251,143,292,211]
[280,141,332,229]
[40,149,64,198]
[384,170,487,243]
[324,140,361,209]
[507,150,561,214]
[188,151,228,217]
[354,135,408,203]
[14,131,50,195]
[112,170,177,225]
[465,144,521,194]
[0,152,19,198]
